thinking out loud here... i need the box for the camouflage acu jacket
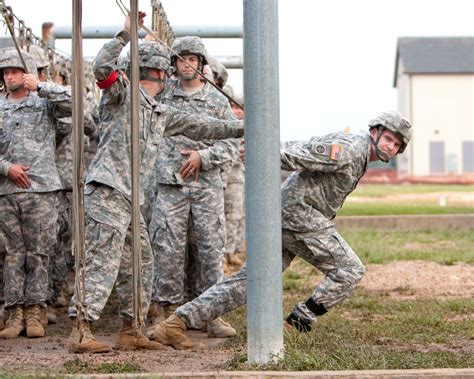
[157,78,240,188]
[0,82,72,195]
[55,112,97,190]
[280,133,371,233]
[86,32,244,204]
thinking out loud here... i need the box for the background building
[394,37,474,177]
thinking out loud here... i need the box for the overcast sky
[4,0,474,141]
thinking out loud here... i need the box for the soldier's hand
[180,150,201,182]
[8,164,31,189]
[124,11,146,33]
[23,74,40,92]
[239,139,245,162]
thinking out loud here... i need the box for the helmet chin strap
[7,84,23,92]
[142,68,164,83]
[370,128,390,163]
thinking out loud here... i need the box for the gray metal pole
[129,0,143,329]
[244,0,283,365]
[53,25,242,39]
[71,0,87,323]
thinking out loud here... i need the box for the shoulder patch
[313,144,329,156]
[329,144,342,161]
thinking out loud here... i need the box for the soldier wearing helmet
[147,112,413,350]
[68,13,244,354]
[0,48,72,340]
[170,36,209,82]
[28,45,50,82]
[145,34,240,340]
[208,56,228,89]
[368,111,412,162]
[222,88,245,267]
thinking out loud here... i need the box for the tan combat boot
[0,305,24,339]
[68,318,112,354]
[146,314,204,350]
[25,304,45,338]
[115,319,168,351]
[207,317,237,338]
[147,302,164,325]
[163,304,179,319]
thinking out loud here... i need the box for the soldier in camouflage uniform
[0,49,72,339]
[53,107,97,308]
[207,56,228,89]
[146,37,239,338]
[28,46,67,323]
[0,231,4,330]
[223,92,245,266]
[147,111,412,349]
[67,14,244,354]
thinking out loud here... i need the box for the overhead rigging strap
[116,0,244,111]
[71,0,88,326]
[0,2,29,73]
[129,0,143,333]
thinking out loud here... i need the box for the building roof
[393,37,474,86]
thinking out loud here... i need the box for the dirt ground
[0,259,473,375]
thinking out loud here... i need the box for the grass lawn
[338,183,474,215]
[222,228,474,371]
[349,184,474,197]
[344,229,474,264]
[338,203,472,216]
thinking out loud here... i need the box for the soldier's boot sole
[69,340,113,354]
[115,333,169,351]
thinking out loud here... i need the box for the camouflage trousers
[48,190,72,303]
[0,232,5,303]
[150,184,226,306]
[177,226,365,329]
[68,183,154,323]
[223,181,245,255]
[0,192,59,308]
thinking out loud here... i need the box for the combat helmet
[0,48,37,77]
[127,41,170,82]
[170,36,209,66]
[368,111,412,154]
[28,45,50,70]
[208,56,228,88]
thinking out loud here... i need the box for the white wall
[399,73,474,175]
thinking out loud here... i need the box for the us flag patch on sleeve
[329,144,342,161]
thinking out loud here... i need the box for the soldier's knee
[353,261,365,282]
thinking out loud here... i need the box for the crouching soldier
[146,111,412,349]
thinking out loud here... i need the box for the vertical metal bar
[71,0,87,321]
[129,0,142,330]
[244,0,283,365]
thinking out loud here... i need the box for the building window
[463,141,474,173]
[430,141,445,174]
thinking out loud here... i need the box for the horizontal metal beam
[214,56,243,69]
[53,25,242,39]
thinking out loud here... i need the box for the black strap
[305,297,328,316]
